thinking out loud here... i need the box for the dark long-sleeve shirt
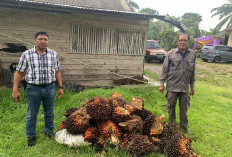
[159,48,196,93]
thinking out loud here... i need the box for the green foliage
[129,0,140,10]
[139,8,159,15]
[158,27,178,50]
[180,13,202,39]
[211,0,232,32]
[148,20,174,40]
[181,13,202,30]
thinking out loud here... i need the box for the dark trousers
[166,91,190,130]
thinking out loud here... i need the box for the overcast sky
[133,0,228,31]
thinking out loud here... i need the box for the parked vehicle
[145,40,167,63]
[200,44,232,63]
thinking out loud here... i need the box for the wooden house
[214,25,232,46]
[0,0,166,87]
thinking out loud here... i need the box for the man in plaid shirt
[12,31,64,146]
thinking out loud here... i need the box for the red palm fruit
[60,119,67,130]
[164,134,198,157]
[107,96,127,108]
[123,103,135,114]
[84,127,99,143]
[130,97,144,110]
[98,120,122,144]
[111,92,123,98]
[159,122,181,140]
[64,107,79,118]
[65,107,91,134]
[121,133,158,156]
[143,114,165,136]
[85,96,112,120]
[118,115,143,134]
[149,136,165,154]
[139,108,154,121]
[112,106,131,123]
[95,136,106,154]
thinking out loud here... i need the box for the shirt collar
[177,47,189,54]
[34,46,48,54]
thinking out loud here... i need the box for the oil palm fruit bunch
[85,96,112,120]
[121,133,158,156]
[107,92,127,108]
[123,103,136,114]
[159,122,181,140]
[84,126,99,143]
[111,106,131,123]
[129,97,144,116]
[139,108,154,121]
[118,114,143,134]
[65,107,91,134]
[143,114,165,136]
[64,107,79,118]
[60,119,67,130]
[164,134,198,157]
[97,120,122,144]
[149,136,165,154]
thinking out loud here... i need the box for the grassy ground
[0,59,232,157]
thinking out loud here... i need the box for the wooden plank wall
[0,7,149,86]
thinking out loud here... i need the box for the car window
[147,41,161,49]
[221,46,230,51]
[202,46,212,50]
[215,46,230,51]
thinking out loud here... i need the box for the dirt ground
[144,60,232,75]
[144,62,163,75]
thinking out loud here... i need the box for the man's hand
[58,88,64,98]
[159,86,164,94]
[12,90,21,104]
[189,88,195,96]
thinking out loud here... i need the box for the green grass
[144,70,160,81]
[1,59,232,157]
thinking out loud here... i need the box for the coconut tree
[211,0,232,33]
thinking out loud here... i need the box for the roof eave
[0,0,165,19]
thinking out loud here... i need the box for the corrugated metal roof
[1,0,187,32]
[0,0,166,19]
[17,0,134,12]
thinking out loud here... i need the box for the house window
[70,24,145,55]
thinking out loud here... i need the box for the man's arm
[189,53,196,96]
[159,52,170,94]
[55,70,64,98]
[12,71,23,104]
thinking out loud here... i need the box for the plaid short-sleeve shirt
[16,47,62,85]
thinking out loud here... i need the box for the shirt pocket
[186,60,194,71]
[170,59,182,70]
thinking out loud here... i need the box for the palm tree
[211,0,232,33]
[129,0,139,10]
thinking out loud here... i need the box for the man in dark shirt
[159,33,196,133]
[12,31,64,146]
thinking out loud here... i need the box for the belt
[27,81,56,87]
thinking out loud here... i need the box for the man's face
[35,34,48,49]
[177,34,189,50]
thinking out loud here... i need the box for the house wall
[0,7,149,86]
